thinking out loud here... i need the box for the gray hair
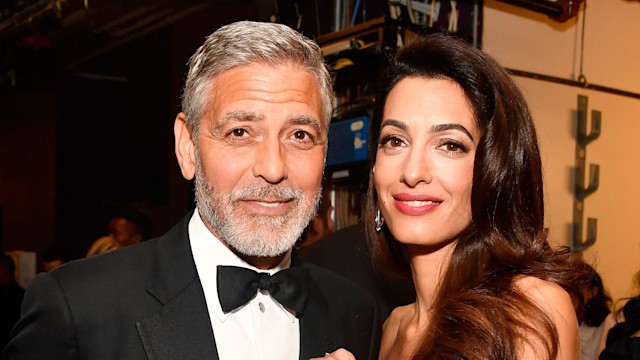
[181,20,333,140]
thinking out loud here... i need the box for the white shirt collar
[188,208,295,322]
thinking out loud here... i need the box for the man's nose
[252,137,288,184]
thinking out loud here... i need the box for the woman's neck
[407,240,457,317]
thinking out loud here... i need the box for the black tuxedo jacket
[296,224,415,320]
[2,213,380,360]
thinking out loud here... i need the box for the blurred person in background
[597,269,640,359]
[577,262,611,360]
[86,205,153,257]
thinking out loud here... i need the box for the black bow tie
[216,265,310,315]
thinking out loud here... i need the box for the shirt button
[258,302,265,313]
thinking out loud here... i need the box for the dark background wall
[0,1,262,260]
[0,92,57,254]
[54,28,174,259]
[0,0,388,261]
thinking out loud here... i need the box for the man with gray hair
[3,21,379,360]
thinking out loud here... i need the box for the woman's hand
[310,348,355,360]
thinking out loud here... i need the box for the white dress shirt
[189,209,300,360]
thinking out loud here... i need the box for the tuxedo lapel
[298,266,340,360]
[135,212,219,360]
[137,279,218,360]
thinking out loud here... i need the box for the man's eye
[231,128,246,137]
[293,130,309,140]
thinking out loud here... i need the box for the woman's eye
[441,141,468,153]
[379,135,405,148]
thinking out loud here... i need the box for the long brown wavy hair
[365,32,590,359]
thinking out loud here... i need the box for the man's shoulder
[298,259,356,283]
[295,224,368,270]
[53,212,192,284]
[297,260,375,303]
[298,224,367,255]
[296,259,382,360]
[51,239,158,285]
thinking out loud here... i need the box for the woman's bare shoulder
[383,303,415,336]
[380,303,417,360]
[514,276,579,359]
[515,276,572,305]
[514,276,577,329]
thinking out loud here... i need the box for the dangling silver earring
[375,208,384,232]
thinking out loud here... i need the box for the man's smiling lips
[393,193,442,215]
[240,197,295,215]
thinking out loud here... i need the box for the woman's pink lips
[392,194,442,215]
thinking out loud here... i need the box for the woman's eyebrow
[430,123,474,141]
[380,118,407,131]
[381,119,474,141]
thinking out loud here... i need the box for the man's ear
[174,112,196,180]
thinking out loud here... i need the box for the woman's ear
[174,112,196,180]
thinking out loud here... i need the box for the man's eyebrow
[287,115,323,133]
[214,110,264,131]
[430,123,474,141]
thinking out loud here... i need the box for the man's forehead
[200,63,327,131]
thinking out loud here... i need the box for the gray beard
[194,154,321,257]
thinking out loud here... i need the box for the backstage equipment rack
[572,94,601,251]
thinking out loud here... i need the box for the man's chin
[225,233,298,258]
[199,204,312,256]
[232,248,290,259]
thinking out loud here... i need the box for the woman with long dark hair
[361,32,589,360]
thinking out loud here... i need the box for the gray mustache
[229,184,303,202]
